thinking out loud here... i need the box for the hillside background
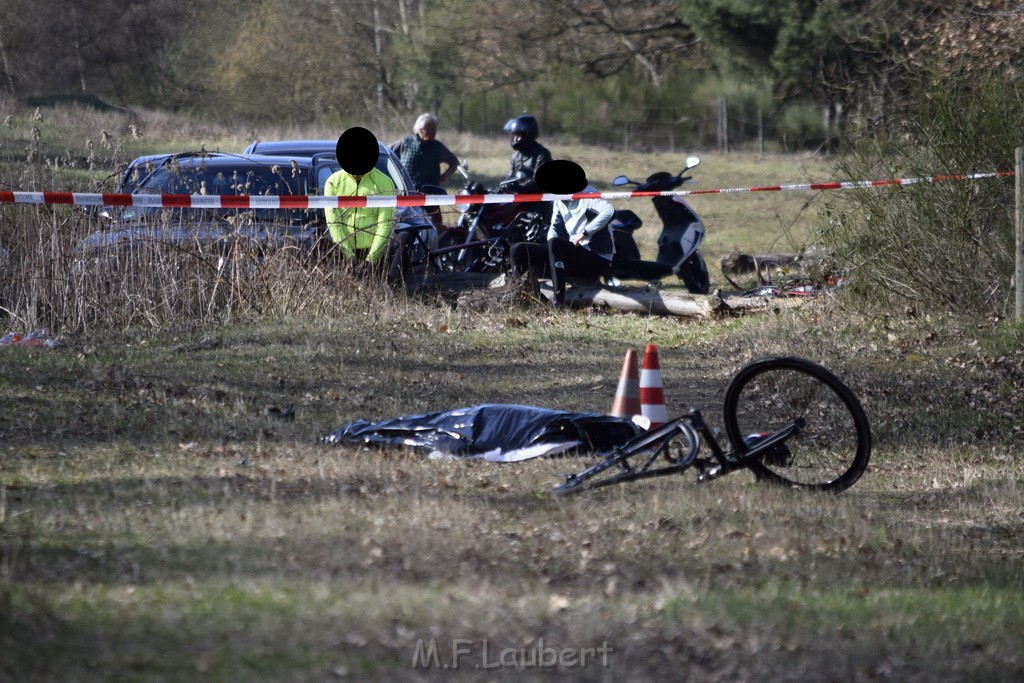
[2,0,1021,151]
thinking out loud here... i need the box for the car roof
[129,146,415,194]
[240,140,415,190]
[242,140,337,156]
[157,153,322,168]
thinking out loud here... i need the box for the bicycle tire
[722,356,871,492]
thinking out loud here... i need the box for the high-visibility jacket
[323,169,396,264]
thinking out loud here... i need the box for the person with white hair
[390,113,460,190]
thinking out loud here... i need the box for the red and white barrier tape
[0,171,1013,209]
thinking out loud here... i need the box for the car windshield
[125,159,312,223]
[169,167,300,197]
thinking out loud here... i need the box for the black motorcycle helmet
[504,115,539,151]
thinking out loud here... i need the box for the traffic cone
[639,344,668,428]
[609,348,641,418]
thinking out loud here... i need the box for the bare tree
[551,0,700,85]
[0,0,193,103]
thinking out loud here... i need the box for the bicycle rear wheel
[722,357,871,492]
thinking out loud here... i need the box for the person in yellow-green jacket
[324,126,412,285]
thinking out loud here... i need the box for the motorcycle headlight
[454,190,473,214]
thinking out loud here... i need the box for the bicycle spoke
[723,357,871,492]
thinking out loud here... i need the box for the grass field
[3,305,1023,681]
[2,102,1024,681]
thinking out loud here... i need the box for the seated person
[323,126,412,286]
[509,159,614,307]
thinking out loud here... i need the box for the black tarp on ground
[323,403,643,461]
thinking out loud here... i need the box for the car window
[316,163,339,191]
[120,155,171,193]
[381,154,411,192]
[156,165,304,196]
[318,152,411,193]
[126,161,311,223]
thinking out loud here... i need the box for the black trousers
[510,237,611,300]
[324,230,414,286]
[385,229,414,285]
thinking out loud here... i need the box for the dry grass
[2,101,1024,681]
[3,299,1024,681]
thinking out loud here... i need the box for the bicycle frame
[556,408,805,493]
[393,223,499,272]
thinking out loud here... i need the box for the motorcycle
[607,156,711,294]
[442,163,548,272]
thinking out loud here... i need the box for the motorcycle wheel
[433,231,466,272]
[678,252,710,294]
[448,223,492,271]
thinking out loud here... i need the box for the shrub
[820,74,1022,319]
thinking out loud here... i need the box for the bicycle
[396,205,545,278]
[739,276,843,298]
[394,222,498,274]
[555,356,871,494]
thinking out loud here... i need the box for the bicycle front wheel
[722,357,871,492]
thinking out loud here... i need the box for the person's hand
[572,233,586,246]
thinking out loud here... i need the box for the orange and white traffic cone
[639,343,668,429]
[609,348,641,419]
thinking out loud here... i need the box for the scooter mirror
[685,156,701,170]
[612,175,631,186]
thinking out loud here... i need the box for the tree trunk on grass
[417,271,806,317]
[550,283,806,316]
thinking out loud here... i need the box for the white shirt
[547,185,616,260]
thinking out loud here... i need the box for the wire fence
[443,95,836,154]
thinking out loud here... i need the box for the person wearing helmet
[498,114,552,194]
[509,159,615,308]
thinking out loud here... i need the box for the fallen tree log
[554,283,723,316]
[548,282,807,317]
[417,271,807,317]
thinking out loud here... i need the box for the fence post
[480,92,488,136]
[1017,147,1023,321]
[717,98,728,152]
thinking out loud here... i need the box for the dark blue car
[83,144,434,257]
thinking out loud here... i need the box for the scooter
[608,156,711,294]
